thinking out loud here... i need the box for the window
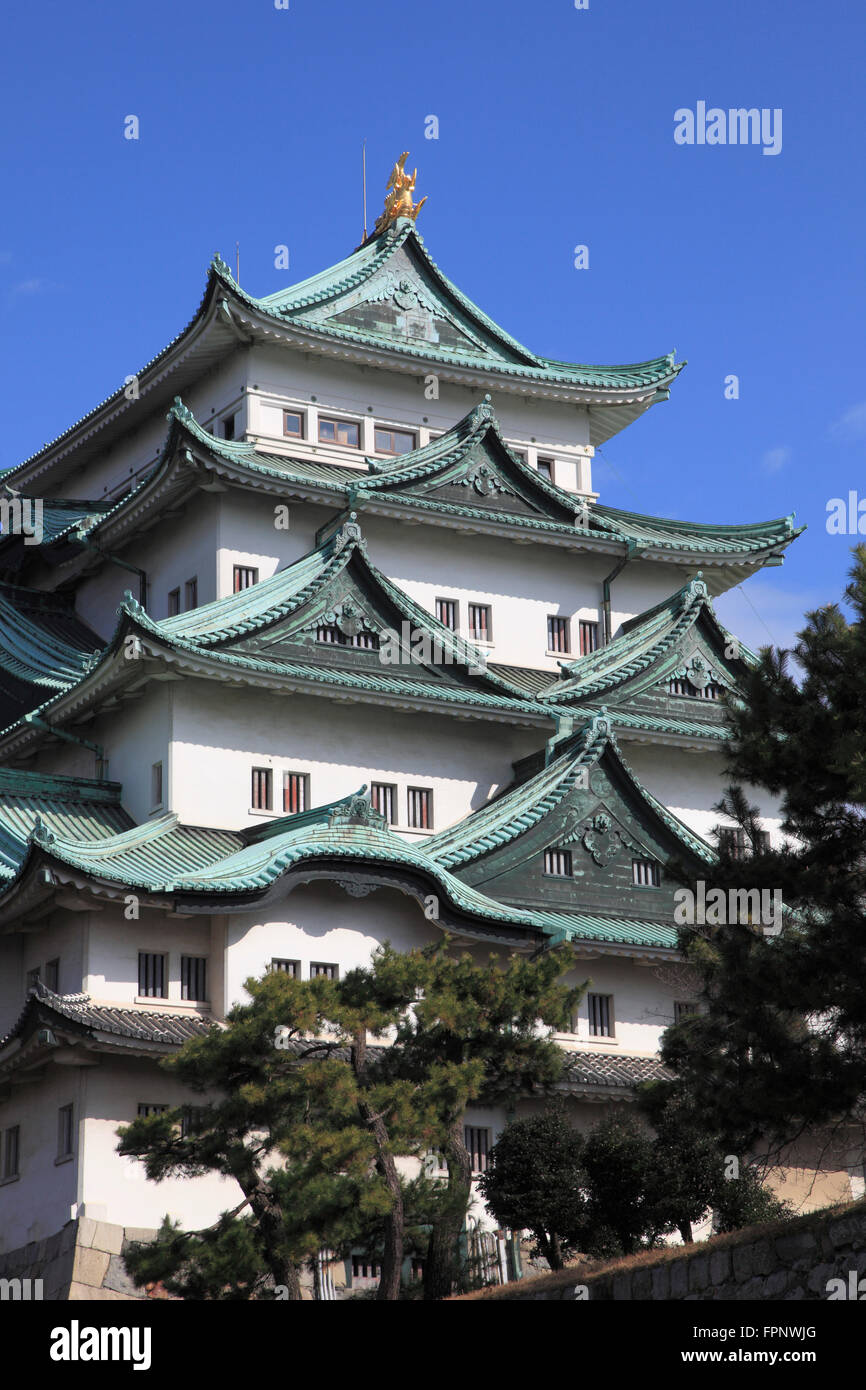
[468,603,491,642]
[536,457,554,481]
[181,1106,205,1138]
[185,577,198,611]
[2,1126,20,1181]
[283,410,304,439]
[579,620,599,656]
[407,787,433,830]
[374,426,416,455]
[181,955,208,1002]
[233,565,259,593]
[251,767,273,811]
[315,624,379,650]
[57,1104,74,1159]
[138,952,167,999]
[719,827,769,859]
[310,962,339,980]
[26,967,40,992]
[410,1257,425,1282]
[544,847,572,877]
[282,772,308,814]
[435,598,458,631]
[351,1257,381,1281]
[632,858,661,887]
[167,588,180,617]
[547,615,570,654]
[674,1001,698,1023]
[588,993,613,1038]
[318,417,360,448]
[151,762,163,808]
[221,413,236,441]
[44,958,59,993]
[669,677,722,700]
[270,959,300,977]
[370,782,397,824]
[464,1125,491,1174]
[137,1103,168,1119]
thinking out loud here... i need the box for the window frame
[167,587,180,617]
[579,619,600,656]
[407,786,433,831]
[547,615,571,654]
[151,761,163,810]
[464,1125,492,1175]
[185,577,198,611]
[435,597,458,631]
[283,409,305,439]
[282,771,309,815]
[270,959,301,977]
[180,954,208,1002]
[138,951,168,1000]
[57,1104,74,1160]
[309,962,339,980]
[632,858,661,888]
[233,565,259,593]
[587,992,614,1039]
[317,416,361,449]
[467,602,492,644]
[1,1124,20,1182]
[251,766,273,812]
[370,781,397,825]
[543,847,573,878]
[374,425,417,455]
[44,958,59,993]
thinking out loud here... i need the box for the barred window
[57,1104,74,1158]
[464,1125,491,1174]
[137,1103,168,1119]
[719,827,747,860]
[185,577,198,611]
[351,1256,381,1280]
[669,677,723,700]
[674,1001,698,1024]
[579,620,599,655]
[407,787,433,830]
[543,847,572,877]
[370,782,397,824]
[283,772,308,815]
[2,1125,20,1179]
[632,858,661,887]
[270,959,300,977]
[138,952,167,999]
[436,598,458,630]
[315,624,379,649]
[151,761,163,808]
[588,993,613,1038]
[547,615,570,653]
[233,565,259,593]
[251,767,272,811]
[181,1106,205,1138]
[310,962,339,980]
[44,958,59,993]
[181,955,207,1001]
[468,603,491,642]
[167,588,180,617]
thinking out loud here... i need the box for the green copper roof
[0,768,132,881]
[0,583,102,726]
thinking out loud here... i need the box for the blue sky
[1,0,863,651]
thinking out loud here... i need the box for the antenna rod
[362,141,368,243]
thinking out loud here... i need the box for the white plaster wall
[556,955,687,1057]
[624,743,784,844]
[0,1065,82,1250]
[80,1057,239,1232]
[170,678,541,832]
[85,907,212,1008]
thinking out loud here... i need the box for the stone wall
[460,1199,866,1301]
[0,1217,163,1301]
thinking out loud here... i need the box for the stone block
[775,1230,817,1263]
[91,1222,124,1256]
[709,1249,732,1286]
[688,1255,710,1292]
[752,1240,774,1276]
[103,1253,144,1298]
[122,1226,158,1247]
[69,1282,137,1301]
[827,1216,865,1249]
[76,1217,98,1250]
[670,1259,689,1298]
[763,1270,789,1298]
[807,1262,837,1296]
[632,1268,652,1300]
[612,1272,632,1300]
[732,1243,752,1282]
[72,1246,110,1288]
[651,1263,671,1299]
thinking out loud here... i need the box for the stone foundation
[0,1218,163,1301]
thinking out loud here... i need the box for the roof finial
[369,152,427,241]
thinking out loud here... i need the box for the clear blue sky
[1,0,864,651]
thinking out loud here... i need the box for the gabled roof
[0,983,213,1066]
[0,767,132,881]
[4,222,685,494]
[544,574,752,706]
[425,712,714,876]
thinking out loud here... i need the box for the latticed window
[370,782,396,824]
[233,565,258,593]
[543,847,572,877]
[181,955,207,1001]
[547,615,570,653]
[181,1106,205,1138]
[316,624,379,649]
[407,787,433,830]
[588,993,613,1038]
[283,772,308,814]
[579,620,599,655]
[352,1257,381,1280]
[436,598,458,630]
[138,952,167,998]
[270,959,300,977]
[669,677,723,700]
[137,1103,168,1118]
[464,1126,491,1174]
[310,962,339,980]
[251,767,272,811]
[468,603,491,642]
[632,858,661,887]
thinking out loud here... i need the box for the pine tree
[657,547,866,1163]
